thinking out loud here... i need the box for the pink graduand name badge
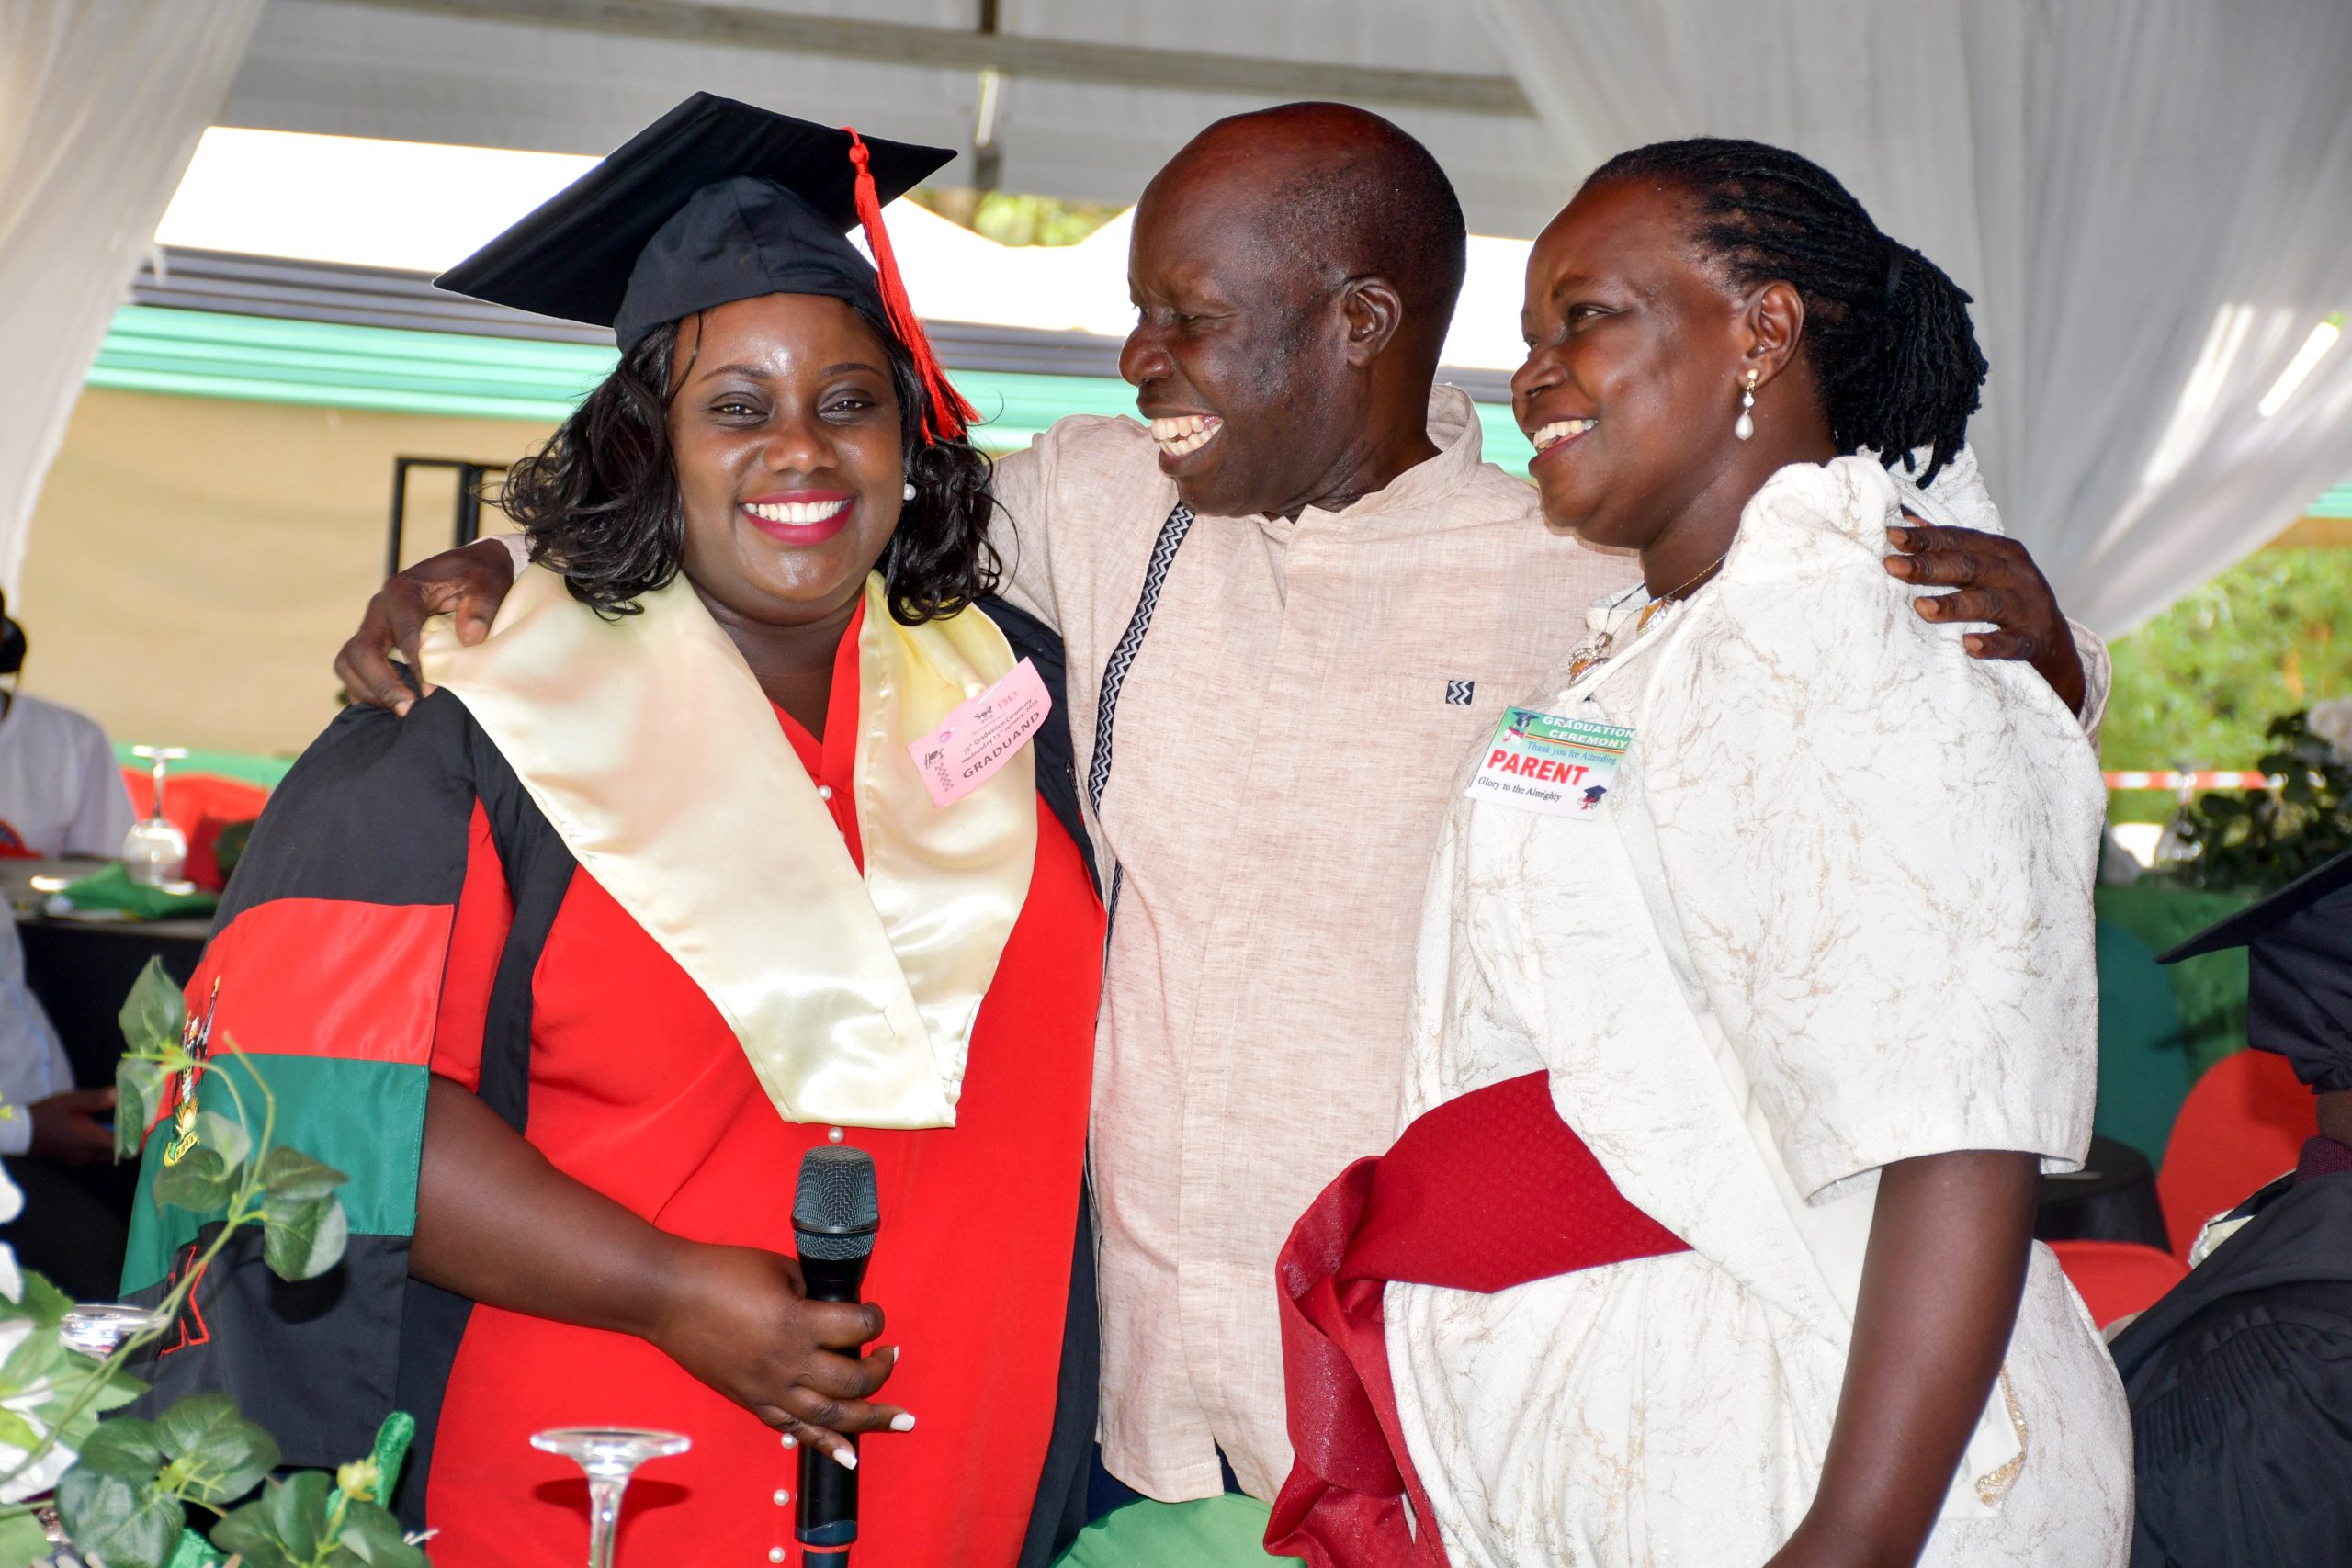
[1464,706,1634,821]
[907,657,1053,808]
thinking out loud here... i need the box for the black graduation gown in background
[2109,1168,2352,1568]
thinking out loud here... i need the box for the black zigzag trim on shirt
[1086,502,1194,923]
[1087,502,1194,818]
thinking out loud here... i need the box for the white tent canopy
[5,0,2350,636]
[224,0,1567,238]
[149,124,1541,375]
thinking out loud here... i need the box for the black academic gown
[2109,1167,2352,1568]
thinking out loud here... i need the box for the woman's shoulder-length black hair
[498,302,999,625]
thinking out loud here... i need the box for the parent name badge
[908,657,1053,808]
[1465,707,1633,821]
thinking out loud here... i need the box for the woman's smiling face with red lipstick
[668,292,906,627]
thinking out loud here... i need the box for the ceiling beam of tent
[305,0,1535,117]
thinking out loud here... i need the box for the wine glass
[121,746,190,888]
[42,1306,167,1552]
[57,1303,167,1359]
[530,1427,690,1568]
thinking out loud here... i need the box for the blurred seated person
[2109,847,2352,1568]
[0,919,121,1299]
[0,591,135,859]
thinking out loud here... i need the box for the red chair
[2050,1240,2189,1328]
[2154,1048,2311,1258]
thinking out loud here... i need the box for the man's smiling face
[1118,140,1360,520]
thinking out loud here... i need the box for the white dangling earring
[1734,368,1758,442]
[902,480,917,502]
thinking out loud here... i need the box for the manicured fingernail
[832,1447,858,1471]
[1964,635,1985,654]
[888,1414,916,1432]
[780,1432,797,1450]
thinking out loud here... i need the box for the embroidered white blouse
[1385,452,2132,1567]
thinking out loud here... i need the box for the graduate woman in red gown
[120,96,1103,1567]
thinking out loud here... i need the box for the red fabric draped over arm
[1269,1070,1692,1568]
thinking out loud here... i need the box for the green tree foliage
[2104,546,2352,774]
[2154,709,2351,893]
[910,187,1122,247]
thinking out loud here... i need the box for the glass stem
[149,757,167,821]
[585,1475,628,1568]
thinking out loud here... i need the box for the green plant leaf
[0,1411,39,1455]
[57,1459,185,1568]
[118,959,188,1057]
[206,1510,297,1568]
[162,1527,232,1568]
[84,1364,149,1413]
[57,1368,148,1458]
[117,1057,173,1162]
[195,1109,254,1172]
[263,1193,349,1282]
[71,1416,164,1481]
[45,1354,153,1456]
[153,1147,237,1215]
[15,1271,74,1332]
[0,1320,66,1393]
[157,1393,280,1507]
[255,1147,348,1203]
[334,1500,425,1566]
[210,1471,330,1568]
[0,1507,51,1568]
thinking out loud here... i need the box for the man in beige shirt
[341,103,2099,1515]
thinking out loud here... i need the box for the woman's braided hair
[1586,137,1987,485]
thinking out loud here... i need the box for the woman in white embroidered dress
[1383,141,2132,1565]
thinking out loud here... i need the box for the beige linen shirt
[988,387,1639,1500]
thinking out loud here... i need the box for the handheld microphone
[794,1145,879,1562]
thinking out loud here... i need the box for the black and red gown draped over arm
[120,596,1102,1568]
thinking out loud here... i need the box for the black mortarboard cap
[435,93,954,351]
[2160,848,2352,1092]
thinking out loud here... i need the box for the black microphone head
[794,1145,879,1261]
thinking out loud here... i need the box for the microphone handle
[797,1253,870,1561]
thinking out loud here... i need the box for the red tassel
[844,127,976,445]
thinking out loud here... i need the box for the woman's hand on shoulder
[334,537,519,716]
[1882,518,2086,713]
[647,1241,909,1467]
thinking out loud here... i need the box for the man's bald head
[1148,102,1469,353]
[1122,102,1467,518]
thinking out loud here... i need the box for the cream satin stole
[422,567,1035,1129]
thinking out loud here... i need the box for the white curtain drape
[1476,0,2352,636]
[0,0,263,595]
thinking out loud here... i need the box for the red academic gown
[420,603,1103,1565]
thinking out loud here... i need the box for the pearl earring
[1735,369,1758,442]
[902,481,917,502]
